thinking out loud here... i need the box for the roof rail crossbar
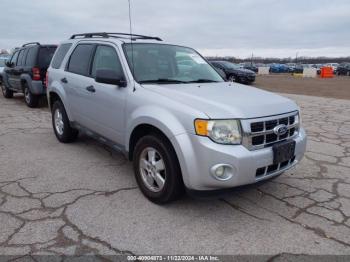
[22,42,40,47]
[69,32,162,41]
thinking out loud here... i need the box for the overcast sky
[1,0,349,58]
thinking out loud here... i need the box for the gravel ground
[255,74,350,100]
[0,91,350,259]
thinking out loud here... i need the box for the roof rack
[69,32,162,41]
[22,42,40,47]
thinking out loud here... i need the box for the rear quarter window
[38,46,57,68]
[25,47,38,66]
[51,43,72,69]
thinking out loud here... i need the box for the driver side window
[91,45,123,78]
[10,51,19,65]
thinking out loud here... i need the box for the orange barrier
[320,66,334,78]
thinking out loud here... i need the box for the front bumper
[171,128,307,191]
[239,75,255,83]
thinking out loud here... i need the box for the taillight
[45,71,49,87]
[32,67,41,81]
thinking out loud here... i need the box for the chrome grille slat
[241,111,299,151]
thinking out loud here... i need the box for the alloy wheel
[139,147,166,192]
[24,87,31,104]
[54,108,64,136]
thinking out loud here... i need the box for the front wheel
[133,135,184,204]
[23,84,39,108]
[52,100,78,143]
[228,75,237,82]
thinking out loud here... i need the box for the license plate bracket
[273,140,296,164]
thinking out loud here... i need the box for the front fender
[125,105,188,150]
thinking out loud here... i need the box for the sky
[0,0,349,58]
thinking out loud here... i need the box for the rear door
[64,43,96,127]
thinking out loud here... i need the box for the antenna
[128,0,136,91]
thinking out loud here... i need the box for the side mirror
[5,61,13,67]
[95,69,127,87]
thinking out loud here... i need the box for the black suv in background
[336,63,350,76]
[211,60,256,84]
[1,43,57,107]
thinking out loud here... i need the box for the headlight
[296,111,302,127]
[194,119,242,144]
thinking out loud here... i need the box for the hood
[142,82,298,119]
[228,68,255,75]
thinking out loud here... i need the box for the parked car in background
[336,63,350,76]
[243,63,258,73]
[1,42,57,107]
[0,56,9,85]
[285,63,296,73]
[269,63,289,73]
[326,63,339,73]
[311,64,323,75]
[211,60,256,84]
[46,32,306,203]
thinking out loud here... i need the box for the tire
[1,81,14,98]
[228,75,237,82]
[133,134,184,204]
[51,100,78,143]
[23,83,39,108]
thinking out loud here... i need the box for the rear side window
[38,46,57,68]
[51,43,72,69]
[25,47,37,66]
[67,44,95,76]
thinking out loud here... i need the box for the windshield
[0,59,6,67]
[123,43,223,84]
[38,47,57,68]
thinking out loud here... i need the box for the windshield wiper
[186,79,220,83]
[139,79,187,84]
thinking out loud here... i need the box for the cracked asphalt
[0,92,350,258]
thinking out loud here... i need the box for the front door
[5,51,19,88]
[83,44,128,145]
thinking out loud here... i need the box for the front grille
[255,156,296,179]
[241,111,299,150]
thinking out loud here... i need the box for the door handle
[61,77,68,83]
[86,85,96,93]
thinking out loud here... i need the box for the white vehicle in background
[0,57,10,85]
[326,63,339,72]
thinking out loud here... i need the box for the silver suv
[47,32,307,203]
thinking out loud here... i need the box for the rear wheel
[1,82,14,98]
[133,134,184,204]
[23,83,39,108]
[52,100,78,143]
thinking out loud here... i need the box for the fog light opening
[210,164,233,181]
